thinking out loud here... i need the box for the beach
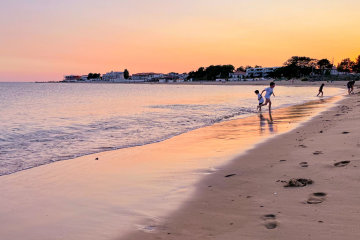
[0,83,357,240]
[3,0,360,239]
[123,88,360,240]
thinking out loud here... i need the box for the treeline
[187,65,235,81]
[187,55,360,81]
[270,55,360,79]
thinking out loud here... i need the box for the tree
[337,58,355,73]
[268,67,284,79]
[87,73,100,79]
[282,56,317,78]
[317,59,333,77]
[254,65,262,68]
[284,56,317,68]
[187,65,235,81]
[317,59,332,69]
[124,69,130,79]
[353,55,360,73]
[236,66,245,72]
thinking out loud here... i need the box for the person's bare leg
[268,101,272,111]
[260,101,267,107]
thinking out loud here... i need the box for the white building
[102,71,125,82]
[246,67,280,78]
[229,71,246,81]
[132,73,163,82]
[81,75,88,81]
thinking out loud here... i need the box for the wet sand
[123,91,360,240]
[0,92,346,239]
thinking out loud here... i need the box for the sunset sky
[1,0,360,82]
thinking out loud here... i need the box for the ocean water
[0,82,341,176]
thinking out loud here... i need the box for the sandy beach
[3,0,360,239]
[123,88,360,240]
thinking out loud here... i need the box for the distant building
[63,75,81,82]
[330,67,340,75]
[81,75,88,81]
[132,73,163,82]
[102,71,125,82]
[157,73,188,82]
[229,71,246,81]
[246,67,280,78]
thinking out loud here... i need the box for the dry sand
[123,90,360,240]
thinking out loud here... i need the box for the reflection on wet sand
[258,112,275,134]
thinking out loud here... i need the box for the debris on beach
[284,178,313,187]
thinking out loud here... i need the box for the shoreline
[122,90,360,240]
[0,84,343,178]
[0,90,347,240]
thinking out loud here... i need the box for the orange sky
[1,0,360,81]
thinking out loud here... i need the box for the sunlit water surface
[0,82,341,175]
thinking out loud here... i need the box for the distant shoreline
[36,79,351,88]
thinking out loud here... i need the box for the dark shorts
[259,102,264,106]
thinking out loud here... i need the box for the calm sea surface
[0,82,341,175]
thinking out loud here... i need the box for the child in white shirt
[255,90,264,111]
[260,82,276,111]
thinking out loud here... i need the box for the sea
[0,82,342,176]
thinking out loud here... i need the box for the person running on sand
[255,90,264,111]
[260,82,275,111]
[317,83,324,97]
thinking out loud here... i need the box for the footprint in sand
[334,161,351,167]
[262,214,278,229]
[224,174,236,178]
[307,192,327,204]
[299,162,308,167]
[313,151,323,155]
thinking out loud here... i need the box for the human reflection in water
[258,112,275,134]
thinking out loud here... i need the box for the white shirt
[264,87,273,99]
[258,93,264,104]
